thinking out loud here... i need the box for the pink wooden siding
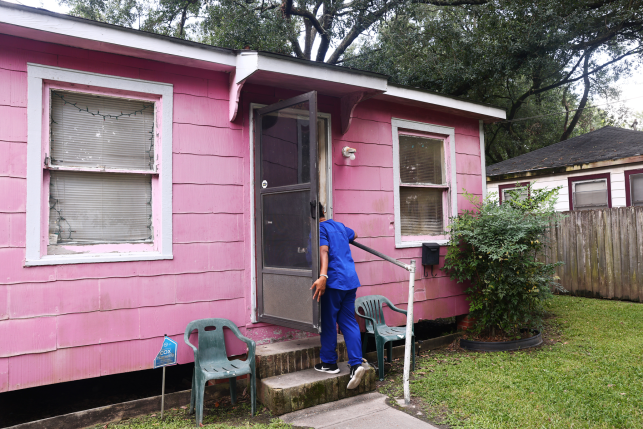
[239,86,481,330]
[0,34,253,392]
[340,99,480,326]
[0,32,482,392]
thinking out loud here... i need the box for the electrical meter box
[422,243,440,266]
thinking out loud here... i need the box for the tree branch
[178,0,197,37]
[529,47,642,98]
[315,2,335,61]
[326,1,397,64]
[561,86,570,133]
[412,0,488,4]
[289,35,306,59]
[304,19,313,59]
[560,50,592,141]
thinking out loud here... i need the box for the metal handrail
[350,240,412,272]
[349,239,415,405]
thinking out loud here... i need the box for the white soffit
[380,85,506,121]
[235,51,389,93]
[0,2,236,71]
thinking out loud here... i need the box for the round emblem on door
[262,180,268,189]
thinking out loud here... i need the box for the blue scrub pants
[320,287,363,367]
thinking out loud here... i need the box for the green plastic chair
[184,318,256,426]
[355,295,415,381]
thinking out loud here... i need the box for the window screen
[502,186,528,202]
[49,171,153,243]
[630,173,643,206]
[400,187,443,236]
[399,135,444,184]
[50,91,155,171]
[573,179,608,210]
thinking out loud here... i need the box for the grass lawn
[381,295,643,428]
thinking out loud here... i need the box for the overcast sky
[5,0,643,121]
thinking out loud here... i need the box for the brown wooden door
[254,92,320,332]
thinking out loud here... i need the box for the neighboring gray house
[486,126,643,211]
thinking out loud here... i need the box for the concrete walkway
[280,392,439,429]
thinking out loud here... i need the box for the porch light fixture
[342,146,357,160]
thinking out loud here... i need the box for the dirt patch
[93,392,309,428]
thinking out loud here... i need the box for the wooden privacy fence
[544,206,643,302]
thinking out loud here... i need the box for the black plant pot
[459,330,543,352]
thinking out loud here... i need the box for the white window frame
[26,64,173,266]
[392,118,457,248]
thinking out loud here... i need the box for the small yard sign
[154,336,178,420]
[154,336,178,368]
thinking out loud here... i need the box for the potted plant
[443,185,564,351]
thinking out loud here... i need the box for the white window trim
[26,63,174,266]
[479,120,487,199]
[392,118,457,248]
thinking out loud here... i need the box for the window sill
[25,252,173,266]
[395,239,449,248]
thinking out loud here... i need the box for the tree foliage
[59,0,643,161]
[443,187,564,337]
[59,0,488,60]
[344,0,643,163]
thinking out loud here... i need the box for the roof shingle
[486,126,643,177]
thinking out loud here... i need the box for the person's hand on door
[311,276,326,302]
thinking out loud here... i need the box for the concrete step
[255,335,348,379]
[258,365,377,415]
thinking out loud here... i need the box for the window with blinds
[399,136,445,184]
[50,91,155,171]
[572,179,608,210]
[48,90,155,246]
[398,135,446,236]
[630,173,643,206]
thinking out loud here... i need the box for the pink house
[0,1,505,393]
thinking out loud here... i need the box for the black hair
[318,202,325,219]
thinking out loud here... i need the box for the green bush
[443,186,564,337]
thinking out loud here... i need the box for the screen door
[255,92,320,332]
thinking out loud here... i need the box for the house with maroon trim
[0,1,505,397]
[486,126,643,210]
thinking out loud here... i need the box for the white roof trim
[384,85,506,120]
[235,51,388,92]
[0,2,236,68]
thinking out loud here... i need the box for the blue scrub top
[319,219,361,290]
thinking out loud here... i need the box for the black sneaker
[347,364,365,389]
[314,362,340,374]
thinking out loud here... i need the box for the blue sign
[154,337,178,369]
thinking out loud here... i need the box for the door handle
[310,200,317,219]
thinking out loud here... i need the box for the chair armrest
[386,303,408,316]
[183,326,198,356]
[227,324,257,361]
[355,311,378,329]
